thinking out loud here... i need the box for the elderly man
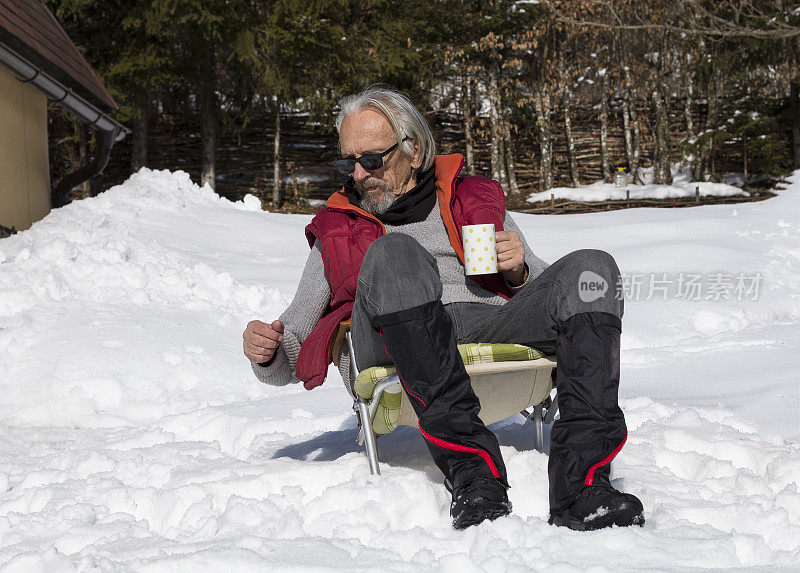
[243,87,644,531]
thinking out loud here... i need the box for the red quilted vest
[296,154,514,389]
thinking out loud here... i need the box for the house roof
[0,0,117,112]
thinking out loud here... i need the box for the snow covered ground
[526,165,749,203]
[1,168,798,571]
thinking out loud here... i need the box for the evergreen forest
[46,0,800,210]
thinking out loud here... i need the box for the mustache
[354,178,389,195]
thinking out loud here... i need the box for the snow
[280,172,329,184]
[1,167,799,570]
[527,165,749,203]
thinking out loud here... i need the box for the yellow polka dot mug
[461,224,497,276]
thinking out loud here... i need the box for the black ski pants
[352,233,628,509]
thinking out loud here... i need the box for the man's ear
[410,139,423,170]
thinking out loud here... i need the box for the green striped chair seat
[354,343,555,435]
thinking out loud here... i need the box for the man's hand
[243,319,284,364]
[495,230,528,287]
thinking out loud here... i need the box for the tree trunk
[131,88,149,173]
[632,101,643,184]
[684,73,695,173]
[622,67,642,184]
[289,161,299,204]
[77,123,91,198]
[462,73,476,176]
[661,89,673,185]
[488,70,508,188]
[199,77,217,190]
[488,72,502,182]
[503,114,519,194]
[651,84,673,185]
[562,77,580,187]
[599,72,612,182]
[621,91,633,174]
[272,102,282,208]
[792,79,800,169]
[497,134,508,189]
[743,133,748,183]
[534,85,554,191]
[695,70,721,182]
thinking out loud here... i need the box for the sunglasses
[333,137,410,175]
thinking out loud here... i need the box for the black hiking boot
[548,483,644,531]
[447,477,512,530]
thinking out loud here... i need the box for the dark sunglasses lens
[333,158,356,174]
[358,154,384,171]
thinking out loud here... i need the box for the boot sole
[453,503,512,530]
[548,502,645,531]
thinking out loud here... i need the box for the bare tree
[488,69,509,189]
[683,67,696,173]
[534,85,554,191]
[461,72,476,176]
[503,112,520,194]
[77,122,91,198]
[199,69,217,190]
[131,89,150,173]
[599,70,612,182]
[694,69,722,181]
[560,57,580,187]
[272,101,282,208]
[621,66,643,184]
[792,80,800,168]
[539,0,800,40]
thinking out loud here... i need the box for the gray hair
[335,87,436,174]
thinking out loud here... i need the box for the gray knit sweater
[251,195,549,389]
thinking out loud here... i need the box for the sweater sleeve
[502,211,549,292]
[251,240,331,386]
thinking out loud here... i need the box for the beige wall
[0,63,51,232]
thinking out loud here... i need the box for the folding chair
[332,320,559,475]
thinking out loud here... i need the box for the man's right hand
[243,319,284,364]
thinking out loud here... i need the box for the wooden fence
[79,98,770,206]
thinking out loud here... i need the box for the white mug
[462,224,497,276]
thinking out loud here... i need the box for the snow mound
[527,166,748,203]
[0,168,298,428]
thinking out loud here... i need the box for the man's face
[339,109,422,214]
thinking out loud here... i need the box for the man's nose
[352,162,370,182]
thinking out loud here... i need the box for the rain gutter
[0,42,131,207]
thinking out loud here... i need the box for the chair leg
[357,396,381,475]
[543,393,559,424]
[530,391,559,454]
[532,403,545,453]
[347,331,380,474]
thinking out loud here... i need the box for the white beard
[359,189,396,215]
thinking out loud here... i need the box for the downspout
[52,128,116,207]
[0,43,130,207]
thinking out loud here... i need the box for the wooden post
[626,189,630,203]
[551,193,555,208]
[695,186,700,204]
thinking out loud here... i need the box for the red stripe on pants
[584,433,627,485]
[418,424,500,479]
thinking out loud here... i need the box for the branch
[539,0,800,40]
